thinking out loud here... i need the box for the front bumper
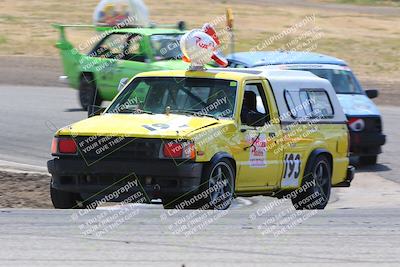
[350,132,386,156]
[48,158,204,200]
[333,166,355,188]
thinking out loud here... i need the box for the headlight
[161,141,196,159]
[348,118,365,132]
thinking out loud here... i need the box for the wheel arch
[208,152,237,187]
[80,72,95,83]
[304,148,333,176]
[209,152,237,175]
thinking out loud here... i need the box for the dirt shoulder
[0,171,52,208]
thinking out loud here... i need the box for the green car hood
[151,59,190,70]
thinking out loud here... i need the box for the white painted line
[0,160,48,174]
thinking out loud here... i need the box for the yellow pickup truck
[48,68,354,210]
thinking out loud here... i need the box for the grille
[75,137,162,160]
[363,117,382,132]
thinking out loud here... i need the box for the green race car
[54,24,189,110]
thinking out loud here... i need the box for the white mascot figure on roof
[180,23,228,70]
[93,0,150,27]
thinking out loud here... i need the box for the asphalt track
[0,85,398,183]
[0,85,399,266]
[0,205,399,266]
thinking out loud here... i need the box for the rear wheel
[79,74,102,111]
[291,155,331,210]
[359,155,377,165]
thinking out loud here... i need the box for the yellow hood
[57,113,228,139]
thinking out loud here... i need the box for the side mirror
[177,21,186,31]
[118,78,129,92]
[365,89,378,99]
[246,111,266,127]
[88,105,106,118]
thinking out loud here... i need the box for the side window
[93,33,129,59]
[285,90,308,118]
[284,89,333,118]
[307,90,334,117]
[241,83,270,124]
[299,91,313,116]
[124,35,146,62]
[284,90,298,118]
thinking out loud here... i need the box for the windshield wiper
[170,110,219,120]
[118,107,154,115]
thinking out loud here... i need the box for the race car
[227,51,386,165]
[48,67,354,210]
[48,27,353,210]
[53,0,201,110]
[54,24,189,110]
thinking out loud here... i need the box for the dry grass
[327,0,400,6]
[0,0,399,81]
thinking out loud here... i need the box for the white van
[227,51,386,165]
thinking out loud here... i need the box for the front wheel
[162,159,235,210]
[291,155,331,210]
[200,159,235,210]
[79,75,102,111]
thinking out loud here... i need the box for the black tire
[359,155,377,165]
[162,158,235,210]
[199,158,235,210]
[162,196,188,209]
[79,74,102,111]
[291,155,331,210]
[50,184,97,209]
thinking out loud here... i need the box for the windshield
[150,34,183,61]
[107,77,237,118]
[300,68,363,94]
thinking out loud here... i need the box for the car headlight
[348,118,365,132]
[161,141,196,159]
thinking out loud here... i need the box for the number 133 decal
[281,153,301,187]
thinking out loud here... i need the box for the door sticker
[247,133,267,168]
[281,153,301,187]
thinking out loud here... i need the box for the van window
[307,90,334,117]
[284,90,309,118]
[284,89,333,118]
